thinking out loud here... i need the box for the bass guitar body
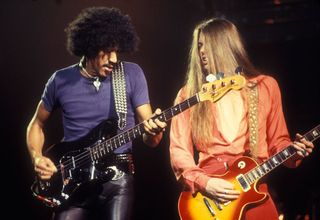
[31,119,118,207]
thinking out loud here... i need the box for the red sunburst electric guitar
[178,124,320,220]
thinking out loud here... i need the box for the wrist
[30,149,42,165]
[143,132,163,147]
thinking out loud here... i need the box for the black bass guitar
[31,75,246,208]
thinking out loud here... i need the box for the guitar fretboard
[243,124,320,185]
[89,94,200,161]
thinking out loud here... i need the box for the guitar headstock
[198,75,246,102]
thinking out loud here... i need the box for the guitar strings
[55,79,233,172]
[55,108,173,172]
[59,108,175,170]
[55,92,208,171]
[54,121,146,171]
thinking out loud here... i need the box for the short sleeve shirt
[42,61,149,153]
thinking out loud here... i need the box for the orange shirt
[169,75,294,193]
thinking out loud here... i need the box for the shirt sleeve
[264,76,301,167]
[128,63,150,108]
[169,88,210,193]
[41,72,58,112]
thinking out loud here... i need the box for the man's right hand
[33,155,57,180]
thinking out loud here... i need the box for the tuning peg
[235,66,243,74]
[206,73,216,82]
[216,72,224,80]
[202,87,207,92]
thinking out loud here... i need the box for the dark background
[1,0,320,219]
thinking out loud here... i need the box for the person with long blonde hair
[170,18,314,219]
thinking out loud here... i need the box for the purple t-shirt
[41,61,150,153]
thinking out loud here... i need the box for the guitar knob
[238,161,246,169]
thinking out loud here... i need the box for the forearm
[284,154,302,168]
[26,121,45,162]
[143,132,163,147]
[172,157,210,193]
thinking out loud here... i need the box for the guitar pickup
[236,174,250,192]
[213,199,223,210]
[203,197,215,216]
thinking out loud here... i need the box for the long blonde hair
[184,18,258,145]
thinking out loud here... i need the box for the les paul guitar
[31,75,246,208]
[178,124,320,220]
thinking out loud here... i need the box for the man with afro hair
[26,6,166,220]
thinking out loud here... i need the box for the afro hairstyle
[65,7,140,58]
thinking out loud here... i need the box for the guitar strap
[112,61,127,130]
[247,81,259,160]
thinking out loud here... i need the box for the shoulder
[122,61,146,85]
[250,74,283,102]
[259,74,278,85]
[54,64,79,77]
[47,64,79,84]
[122,61,144,74]
[48,64,78,80]
[250,74,280,91]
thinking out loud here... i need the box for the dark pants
[52,174,134,220]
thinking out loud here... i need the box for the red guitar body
[178,156,267,220]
